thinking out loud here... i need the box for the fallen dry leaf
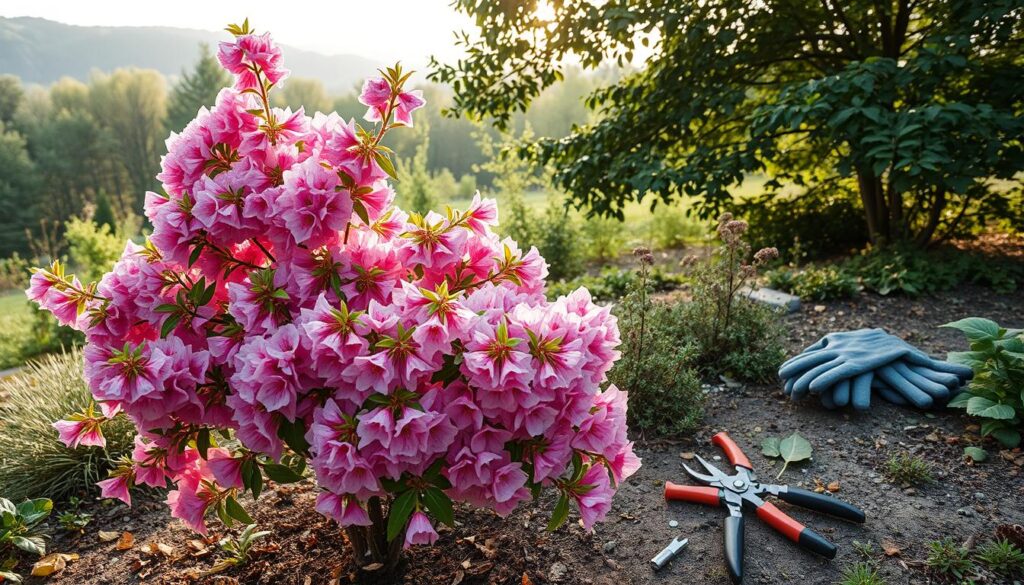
[141,541,173,556]
[813,478,826,494]
[116,531,135,550]
[98,530,120,542]
[450,569,465,585]
[523,573,534,585]
[680,452,696,460]
[882,540,902,557]
[31,553,78,577]
[827,481,841,493]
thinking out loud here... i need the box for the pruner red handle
[711,432,753,469]
[756,502,837,559]
[664,482,722,506]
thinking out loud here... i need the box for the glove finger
[892,362,950,400]
[903,352,974,380]
[832,379,851,407]
[877,365,933,409]
[783,377,795,396]
[791,357,842,399]
[820,385,837,410]
[875,382,910,406]
[779,350,836,379]
[905,364,961,388]
[851,372,872,411]
[808,361,866,393]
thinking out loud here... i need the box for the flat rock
[740,286,801,313]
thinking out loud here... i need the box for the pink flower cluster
[31,26,638,546]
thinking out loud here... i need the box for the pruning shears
[664,432,866,584]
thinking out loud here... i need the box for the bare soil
[29,284,1024,585]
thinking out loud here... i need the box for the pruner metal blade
[682,454,724,485]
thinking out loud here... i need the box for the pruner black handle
[777,487,866,524]
[723,515,744,584]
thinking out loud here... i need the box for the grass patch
[926,538,976,581]
[0,291,36,370]
[838,562,886,585]
[884,452,933,486]
[975,539,1024,577]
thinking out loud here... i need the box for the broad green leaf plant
[0,497,53,583]
[943,318,1024,447]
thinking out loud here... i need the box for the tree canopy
[432,0,1024,246]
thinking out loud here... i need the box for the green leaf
[12,535,45,556]
[216,500,233,528]
[373,151,399,181]
[966,396,1016,420]
[0,570,23,583]
[989,427,1021,448]
[946,391,972,409]
[421,487,454,527]
[262,463,304,484]
[161,313,181,338]
[196,428,211,460]
[250,461,263,500]
[776,433,813,479]
[16,499,52,526]
[963,447,987,462]
[386,490,418,542]
[225,497,254,525]
[546,493,570,532]
[761,437,781,458]
[941,318,1002,342]
[277,418,311,457]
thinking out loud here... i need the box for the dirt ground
[31,284,1024,585]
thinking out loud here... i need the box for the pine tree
[166,44,231,133]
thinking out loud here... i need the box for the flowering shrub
[26,21,638,568]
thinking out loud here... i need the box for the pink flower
[207,449,244,489]
[53,416,106,449]
[404,511,438,548]
[573,463,615,530]
[98,474,132,506]
[167,481,214,536]
[464,194,498,235]
[218,32,289,91]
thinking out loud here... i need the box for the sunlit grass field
[0,291,34,370]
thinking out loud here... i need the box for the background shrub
[739,192,867,262]
[609,257,704,437]
[679,215,786,382]
[535,200,584,282]
[0,350,135,501]
[766,265,860,301]
[843,245,1022,296]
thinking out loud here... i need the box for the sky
[0,0,477,66]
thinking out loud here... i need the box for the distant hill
[0,17,379,91]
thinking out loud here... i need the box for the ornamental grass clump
[26,21,639,572]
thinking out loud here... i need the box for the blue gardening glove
[779,328,972,400]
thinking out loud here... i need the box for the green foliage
[0,75,23,125]
[166,44,231,133]
[926,538,976,581]
[975,539,1024,577]
[545,266,686,303]
[535,200,584,282]
[838,562,886,585]
[0,350,135,502]
[609,260,704,437]
[842,245,1023,296]
[455,174,477,200]
[883,452,933,486]
[274,77,333,115]
[56,497,91,533]
[0,122,40,257]
[395,118,437,214]
[943,318,1024,447]
[739,192,867,261]
[0,496,53,583]
[766,265,860,301]
[580,216,626,262]
[63,217,124,284]
[211,524,272,573]
[642,210,705,250]
[434,1,1024,247]
[0,254,29,292]
[679,216,785,382]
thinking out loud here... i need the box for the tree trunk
[344,496,403,575]
[856,169,889,245]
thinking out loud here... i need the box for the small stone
[669,520,679,528]
[957,507,973,517]
[974,492,987,502]
[903,488,916,496]
[603,541,617,554]
[548,562,569,583]
[813,305,826,313]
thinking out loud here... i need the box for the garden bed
[30,284,1024,585]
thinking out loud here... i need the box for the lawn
[0,290,39,370]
